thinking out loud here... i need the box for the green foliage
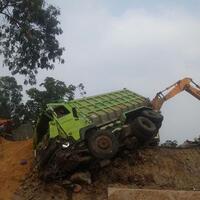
[0,76,24,125]
[25,77,86,121]
[0,0,64,84]
[0,76,86,123]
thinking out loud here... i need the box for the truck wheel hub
[96,136,112,150]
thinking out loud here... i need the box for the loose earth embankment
[1,137,200,200]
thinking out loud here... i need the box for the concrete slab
[108,188,200,200]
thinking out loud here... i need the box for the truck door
[52,105,74,136]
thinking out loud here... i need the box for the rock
[113,158,123,168]
[99,159,111,168]
[70,171,92,184]
[73,184,82,193]
[20,159,28,165]
[22,185,28,190]
[62,180,72,186]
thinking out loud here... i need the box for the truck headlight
[62,142,70,149]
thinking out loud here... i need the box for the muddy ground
[0,138,33,200]
[0,137,200,200]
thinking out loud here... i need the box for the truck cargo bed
[69,89,150,126]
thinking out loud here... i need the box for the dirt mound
[0,137,33,200]
[108,188,200,200]
[1,138,200,200]
[12,145,200,200]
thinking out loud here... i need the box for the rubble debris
[99,159,111,168]
[72,184,82,193]
[62,180,72,186]
[70,171,92,185]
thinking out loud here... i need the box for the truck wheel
[132,116,157,140]
[141,110,163,128]
[87,130,119,159]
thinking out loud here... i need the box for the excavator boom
[151,77,200,110]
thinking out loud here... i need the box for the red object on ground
[0,118,14,132]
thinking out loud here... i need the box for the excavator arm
[151,77,200,111]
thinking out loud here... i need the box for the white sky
[1,0,200,143]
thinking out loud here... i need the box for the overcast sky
[1,0,200,143]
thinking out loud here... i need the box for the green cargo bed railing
[69,89,150,126]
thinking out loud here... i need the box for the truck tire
[141,110,163,128]
[131,116,157,141]
[87,130,119,159]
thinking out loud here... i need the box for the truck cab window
[54,106,70,118]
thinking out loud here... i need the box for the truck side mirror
[72,107,78,119]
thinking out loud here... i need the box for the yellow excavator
[151,77,200,111]
[148,77,200,146]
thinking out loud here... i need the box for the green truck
[34,89,163,180]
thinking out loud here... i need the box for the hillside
[1,137,199,200]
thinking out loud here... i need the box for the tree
[0,76,24,125]
[0,0,64,84]
[25,77,86,121]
